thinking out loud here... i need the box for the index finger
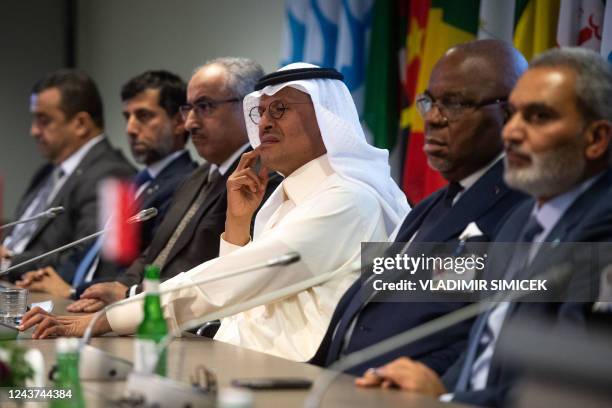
[235,150,260,172]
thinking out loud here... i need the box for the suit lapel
[28,139,112,241]
[421,160,509,242]
[145,164,210,258]
[138,151,193,209]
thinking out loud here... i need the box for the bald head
[434,39,527,98]
[422,40,527,182]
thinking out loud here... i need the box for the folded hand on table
[354,357,447,397]
[16,267,72,298]
[18,306,111,339]
[67,281,128,313]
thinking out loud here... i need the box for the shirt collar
[282,154,334,204]
[459,153,504,191]
[58,134,104,177]
[146,149,187,179]
[530,172,604,242]
[210,143,250,176]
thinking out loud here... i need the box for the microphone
[77,251,302,381]
[304,262,574,408]
[0,207,65,230]
[0,207,158,276]
[127,207,158,223]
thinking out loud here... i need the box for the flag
[99,179,140,266]
[601,0,612,61]
[478,0,516,42]
[514,0,561,60]
[557,0,604,51]
[335,0,375,116]
[363,0,401,149]
[401,0,480,205]
[303,0,342,67]
[280,0,310,65]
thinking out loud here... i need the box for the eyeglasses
[249,100,311,125]
[415,93,507,122]
[179,97,240,120]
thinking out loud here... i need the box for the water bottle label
[133,338,158,374]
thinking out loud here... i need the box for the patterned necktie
[5,167,64,251]
[152,169,221,268]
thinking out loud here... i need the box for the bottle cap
[55,338,80,354]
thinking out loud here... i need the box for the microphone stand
[0,208,157,276]
[0,207,65,230]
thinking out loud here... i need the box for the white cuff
[219,233,250,256]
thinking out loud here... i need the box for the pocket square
[458,222,484,241]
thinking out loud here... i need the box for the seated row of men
[2,39,611,407]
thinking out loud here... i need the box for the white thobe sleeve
[106,187,383,335]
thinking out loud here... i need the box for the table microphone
[77,251,301,383]
[0,207,65,230]
[304,262,574,408]
[0,207,158,276]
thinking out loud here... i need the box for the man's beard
[504,139,586,198]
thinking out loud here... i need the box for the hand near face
[355,357,447,397]
[224,150,269,245]
[16,267,71,298]
[18,306,111,339]
[66,282,128,312]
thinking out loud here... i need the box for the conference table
[6,292,472,407]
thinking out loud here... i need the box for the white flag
[557,0,604,51]
[478,0,516,42]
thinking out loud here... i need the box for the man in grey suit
[1,69,134,281]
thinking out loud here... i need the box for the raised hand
[224,150,269,245]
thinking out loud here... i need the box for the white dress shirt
[106,154,390,361]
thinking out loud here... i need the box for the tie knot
[208,168,221,184]
[444,182,464,204]
[134,170,153,187]
[521,216,543,242]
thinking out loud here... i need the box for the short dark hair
[31,69,104,128]
[120,70,186,117]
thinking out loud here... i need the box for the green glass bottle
[50,338,85,408]
[134,265,168,376]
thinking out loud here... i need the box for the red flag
[99,179,140,265]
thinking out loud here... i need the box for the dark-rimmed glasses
[249,100,311,125]
[179,97,240,120]
[415,93,506,122]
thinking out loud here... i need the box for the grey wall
[0,0,285,217]
[77,0,285,168]
[0,1,66,218]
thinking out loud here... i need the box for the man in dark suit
[1,69,135,281]
[16,70,198,297]
[354,48,612,407]
[310,39,528,376]
[66,57,281,313]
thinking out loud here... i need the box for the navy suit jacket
[443,169,612,408]
[67,151,197,295]
[310,160,527,376]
